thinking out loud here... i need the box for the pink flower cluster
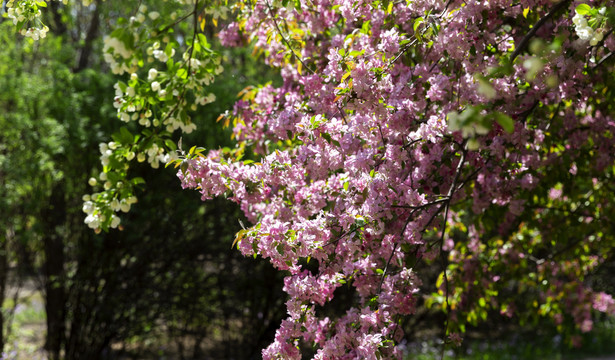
[185,0,615,357]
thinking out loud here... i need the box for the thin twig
[187,0,200,76]
[594,51,614,70]
[157,2,208,34]
[439,146,466,360]
[264,0,316,75]
[402,138,422,150]
[391,197,449,210]
[387,39,418,68]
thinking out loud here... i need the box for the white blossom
[148,68,158,81]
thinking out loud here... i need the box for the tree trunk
[42,184,67,360]
[48,1,68,36]
[0,166,9,353]
[74,0,101,73]
[0,226,10,353]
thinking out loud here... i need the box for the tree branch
[510,0,571,62]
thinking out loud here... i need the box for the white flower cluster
[83,205,110,229]
[6,1,51,40]
[127,5,159,26]
[99,141,116,167]
[147,41,175,63]
[196,93,216,106]
[84,166,140,230]
[183,56,220,88]
[6,1,41,25]
[112,82,127,109]
[99,131,176,169]
[109,196,138,213]
[163,115,197,134]
[20,25,49,40]
[103,36,137,74]
[148,68,158,81]
[82,193,138,230]
[144,143,178,168]
[113,81,148,124]
[573,10,604,46]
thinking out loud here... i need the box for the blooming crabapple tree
[9,0,615,358]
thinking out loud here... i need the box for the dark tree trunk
[0,226,10,353]
[42,184,67,360]
[0,166,10,354]
[48,1,68,36]
[74,0,101,73]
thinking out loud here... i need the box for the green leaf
[132,177,146,185]
[165,159,181,168]
[477,77,496,99]
[117,81,127,93]
[494,112,514,133]
[349,50,364,57]
[197,33,210,48]
[119,127,133,144]
[575,4,591,15]
[164,139,177,151]
[360,20,371,34]
[413,17,424,33]
[276,244,284,255]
